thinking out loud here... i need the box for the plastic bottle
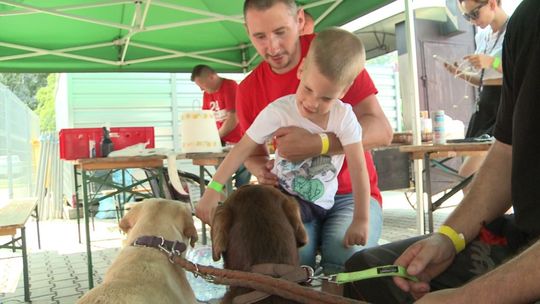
[185,245,226,301]
[89,139,96,158]
[432,110,446,144]
[100,127,114,157]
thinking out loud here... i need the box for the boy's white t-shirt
[246,94,362,209]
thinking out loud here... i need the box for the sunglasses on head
[462,2,488,22]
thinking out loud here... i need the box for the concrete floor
[0,190,458,304]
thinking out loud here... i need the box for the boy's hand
[195,190,221,225]
[343,218,369,247]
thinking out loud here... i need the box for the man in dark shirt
[345,1,540,302]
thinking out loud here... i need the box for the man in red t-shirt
[237,0,393,275]
[191,64,251,187]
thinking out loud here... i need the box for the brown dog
[211,185,308,303]
[77,198,198,304]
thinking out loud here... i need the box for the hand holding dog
[195,190,221,225]
[343,218,368,247]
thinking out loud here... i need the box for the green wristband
[492,57,501,70]
[208,180,224,193]
[334,265,418,284]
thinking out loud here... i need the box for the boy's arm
[211,135,258,185]
[342,142,371,246]
[195,135,258,224]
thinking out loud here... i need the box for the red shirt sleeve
[341,69,378,107]
[236,78,256,133]
[221,79,238,112]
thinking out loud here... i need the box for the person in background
[301,10,315,35]
[344,0,540,302]
[442,0,508,193]
[235,0,393,275]
[196,28,372,252]
[190,64,251,187]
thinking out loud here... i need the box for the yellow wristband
[437,225,466,253]
[319,133,329,155]
[492,57,501,70]
[208,180,224,193]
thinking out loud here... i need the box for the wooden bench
[0,198,41,302]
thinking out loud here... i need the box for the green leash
[320,265,419,284]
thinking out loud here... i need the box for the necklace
[478,18,509,94]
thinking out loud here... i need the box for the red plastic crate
[59,127,155,160]
[59,128,103,160]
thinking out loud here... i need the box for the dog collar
[132,235,187,256]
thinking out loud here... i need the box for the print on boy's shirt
[277,155,337,204]
[208,100,227,122]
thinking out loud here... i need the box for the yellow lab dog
[77,198,198,304]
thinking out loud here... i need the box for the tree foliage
[0,73,48,110]
[35,74,58,132]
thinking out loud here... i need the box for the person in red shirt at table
[191,64,251,187]
[237,0,392,275]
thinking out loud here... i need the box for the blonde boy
[196,27,371,247]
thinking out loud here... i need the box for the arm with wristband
[393,141,513,299]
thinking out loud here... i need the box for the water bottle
[185,245,226,301]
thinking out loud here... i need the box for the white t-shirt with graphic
[246,94,362,209]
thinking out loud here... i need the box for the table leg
[157,167,166,198]
[74,165,82,244]
[34,205,41,249]
[432,174,474,210]
[81,168,94,289]
[21,226,30,302]
[424,153,435,233]
[199,165,207,245]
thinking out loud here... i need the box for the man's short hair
[243,0,297,19]
[306,27,365,87]
[190,64,216,82]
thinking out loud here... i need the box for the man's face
[245,3,304,74]
[194,74,218,93]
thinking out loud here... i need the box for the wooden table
[399,142,492,233]
[0,198,40,302]
[73,152,230,288]
[73,156,166,289]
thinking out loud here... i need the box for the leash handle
[334,265,418,284]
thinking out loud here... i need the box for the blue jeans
[299,194,383,275]
[233,164,251,188]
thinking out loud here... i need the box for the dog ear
[119,203,143,234]
[281,195,308,247]
[211,204,232,261]
[180,205,198,247]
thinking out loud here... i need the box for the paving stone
[52,286,81,298]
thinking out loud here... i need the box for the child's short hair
[306,27,365,87]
